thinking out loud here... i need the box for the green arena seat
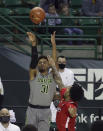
[14,7,31,15]
[3,0,22,7]
[0,7,13,15]
[71,0,82,8]
[23,0,40,6]
[71,8,82,16]
[79,19,99,25]
[0,8,13,25]
[0,8,13,34]
[79,19,99,35]
[12,7,32,26]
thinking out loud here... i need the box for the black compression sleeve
[30,46,38,69]
[0,95,4,108]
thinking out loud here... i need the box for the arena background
[0,47,103,131]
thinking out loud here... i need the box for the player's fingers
[27,32,33,36]
[54,31,56,35]
[27,32,29,35]
[27,32,32,37]
[47,55,50,60]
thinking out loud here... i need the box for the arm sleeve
[0,95,4,107]
[30,46,38,69]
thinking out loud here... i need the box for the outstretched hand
[47,55,56,67]
[51,31,56,46]
[27,32,37,46]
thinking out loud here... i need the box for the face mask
[53,100,60,108]
[58,64,66,69]
[0,116,10,123]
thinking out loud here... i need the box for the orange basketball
[30,7,45,24]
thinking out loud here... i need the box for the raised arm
[51,31,57,63]
[47,56,64,90]
[27,32,38,80]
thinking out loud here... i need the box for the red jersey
[56,100,77,131]
[60,88,67,100]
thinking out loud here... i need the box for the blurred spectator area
[0,0,102,59]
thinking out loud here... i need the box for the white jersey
[0,122,20,131]
[59,68,74,87]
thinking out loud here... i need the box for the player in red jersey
[56,83,84,131]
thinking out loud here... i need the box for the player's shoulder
[64,68,74,74]
[69,100,78,108]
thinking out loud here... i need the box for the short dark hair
[91,120,103,131]
[57,56,66,60]
[37,56,48,63]
[70,83,84,101]
[22,124,37,131]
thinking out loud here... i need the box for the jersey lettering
[41,84,49,94]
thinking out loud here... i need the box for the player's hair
[57,56,66,60]
[22,124,37,131]
[37,56,48,63]
[91,120,103,131]
[70,83,84,101]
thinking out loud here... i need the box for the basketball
[30,7,46,24]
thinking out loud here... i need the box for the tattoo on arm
[52,66,64,90]
[68,107,77,117]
